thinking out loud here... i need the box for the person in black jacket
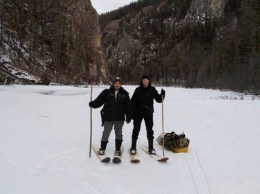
[89,77,132,156]
[130,75,165,154]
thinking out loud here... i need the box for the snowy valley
[1,85,260,194]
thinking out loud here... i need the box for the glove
[126,117,131,124]
[161,88,165,97]
[89,101,94,107]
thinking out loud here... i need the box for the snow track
[32,148,129,194]
[185,142,211,194]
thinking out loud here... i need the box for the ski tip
[157,157,169,162]
[130,159,140,163]
[112,157,121,163]
[101,157,111,163]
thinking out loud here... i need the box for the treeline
[99,0,165,30]
[100,0,260,93]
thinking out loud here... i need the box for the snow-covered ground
[1,85,260,194]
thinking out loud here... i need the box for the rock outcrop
[0,0,109,85]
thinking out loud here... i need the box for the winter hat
[113,77,122,84]
[140,75,151,87]
[141,75,150,81]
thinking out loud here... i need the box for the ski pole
[162,94,165,157]
[89,81,93,158]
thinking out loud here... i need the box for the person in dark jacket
[89,77,132,156]
[130,75,165,154]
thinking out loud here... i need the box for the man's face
[142,78,149,87]
[113,81,122,90]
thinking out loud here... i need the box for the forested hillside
[100,0,260,93]
[0,0,109,85]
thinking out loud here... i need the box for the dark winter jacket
[131,83,165,118]
[90,85,132,123]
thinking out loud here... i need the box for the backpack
[156,131,190,153]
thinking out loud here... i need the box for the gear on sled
[156,131,190,153]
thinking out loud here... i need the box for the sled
[157,141,189,153]
[171,147,188,153]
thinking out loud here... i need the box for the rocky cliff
[0,0,109,85]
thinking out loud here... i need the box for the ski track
[184,142,211,194]
[32,148,129,194]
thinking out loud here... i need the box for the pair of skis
[129,146,169,163]
[140,145,169,162]
[93,145,123,163]
[93,144,169,163]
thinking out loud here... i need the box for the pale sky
[91,0,138,14]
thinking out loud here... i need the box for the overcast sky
[91,0,138,14]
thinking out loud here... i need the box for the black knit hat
[141,75,150,80]
[113,77,122,84]
[140,75,151,87]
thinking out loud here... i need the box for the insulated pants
[132,115,154,140]
[101,121,124,141]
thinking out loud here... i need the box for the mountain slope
[0,0,109,85]
[100,0,260,92]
